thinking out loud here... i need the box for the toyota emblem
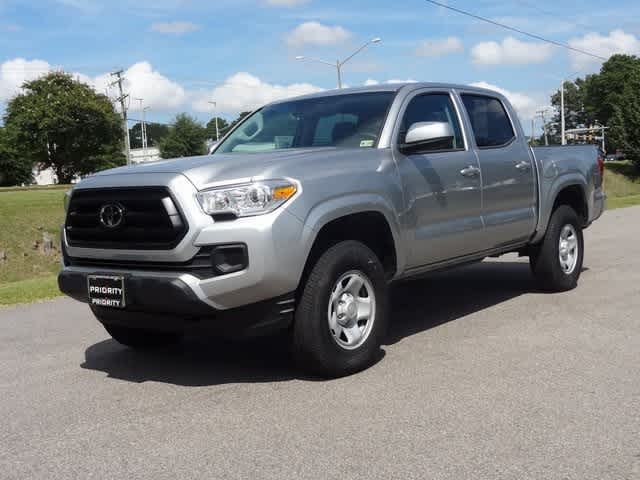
[99,203,125,228]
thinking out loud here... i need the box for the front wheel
[530,205,584,292]
[292,241,389,378]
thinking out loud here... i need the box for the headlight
[196,179,298,217]
[63,190,72,212]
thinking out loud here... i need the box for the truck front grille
[65,187,188,250]
[65,247,215,279]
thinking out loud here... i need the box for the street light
[295,37,382,89]
[208,101,219,142]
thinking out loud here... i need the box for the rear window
[461,94,515,148]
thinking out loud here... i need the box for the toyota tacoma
[59,83,605,377]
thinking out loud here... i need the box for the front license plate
[88,275,125,309]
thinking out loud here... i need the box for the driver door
[392,91,484,268]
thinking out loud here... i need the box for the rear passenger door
[393,90,484,267]
[459,93,536,248]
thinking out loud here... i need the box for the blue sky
[1,0,639,128]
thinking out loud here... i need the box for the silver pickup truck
[59,83,605,377]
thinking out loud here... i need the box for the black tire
[530,205,584,292]
[102,324,182,349]
[292,240,389,378]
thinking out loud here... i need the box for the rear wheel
[530,205,584,292]
[292,240,389,378]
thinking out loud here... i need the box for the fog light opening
[211,244,248,275]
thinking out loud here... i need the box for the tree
[129,122,170,149]
[228,111,251,130]
[609,71,640,169]
[544,55,640,151]
[546,78,594,144]
[0,126,33,186]
[158,113,207,159]
[205,117,229,141]
[3,72,124,184]
[584,55,640,127]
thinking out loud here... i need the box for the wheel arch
[296,194,404,293]
[533,175,588,244]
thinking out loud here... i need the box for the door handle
[460,165,480,178]
[515,161,531,171]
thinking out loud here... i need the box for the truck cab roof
[269,82,506,106]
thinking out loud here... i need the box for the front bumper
[58,269,295,336]
[60,173,313,333]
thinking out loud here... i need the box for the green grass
[0,275,61,306]
[0,184,71,193]
[604,161,640,209]
[0,188,66,285]
[606,194,640,209]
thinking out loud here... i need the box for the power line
[423,0,607,61]
[514,0,596,33]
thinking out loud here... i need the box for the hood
[94,148,339,190]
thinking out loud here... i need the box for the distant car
[605,154,617,162]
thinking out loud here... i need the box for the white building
[130,147,161,164]
[30,147,161,185]
[33,165,57,185]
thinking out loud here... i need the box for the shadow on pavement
[386,260,537,344]
[81,260,537,386]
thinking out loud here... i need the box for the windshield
[214,92,394,154]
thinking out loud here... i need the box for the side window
[399,94,464,151]
[461,94,515,148]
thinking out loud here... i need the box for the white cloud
[286,21,351,48]
[469,81,542,121]
[471,36,553,65]
[265,0,308,6]
[91,62,187,112]
[363,78,417,85]
[192,72,323,113]
[0,58,53,102]
[386,79,418,84]
[568,30,640,70]
[0,58,320,115]
[151,21,200,35]
[415,37,463,57]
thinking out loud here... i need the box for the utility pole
[560,79,566,145]
[142,107,150,153]
[208,101,219,142]
[598,124,607,152]
[530,117,535,146]
[537,109,549,146]
[134,98,148,154]
[110,70,131,165]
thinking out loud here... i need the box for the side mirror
[401,121,454,153]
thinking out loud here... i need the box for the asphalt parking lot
[1,206,639,480]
